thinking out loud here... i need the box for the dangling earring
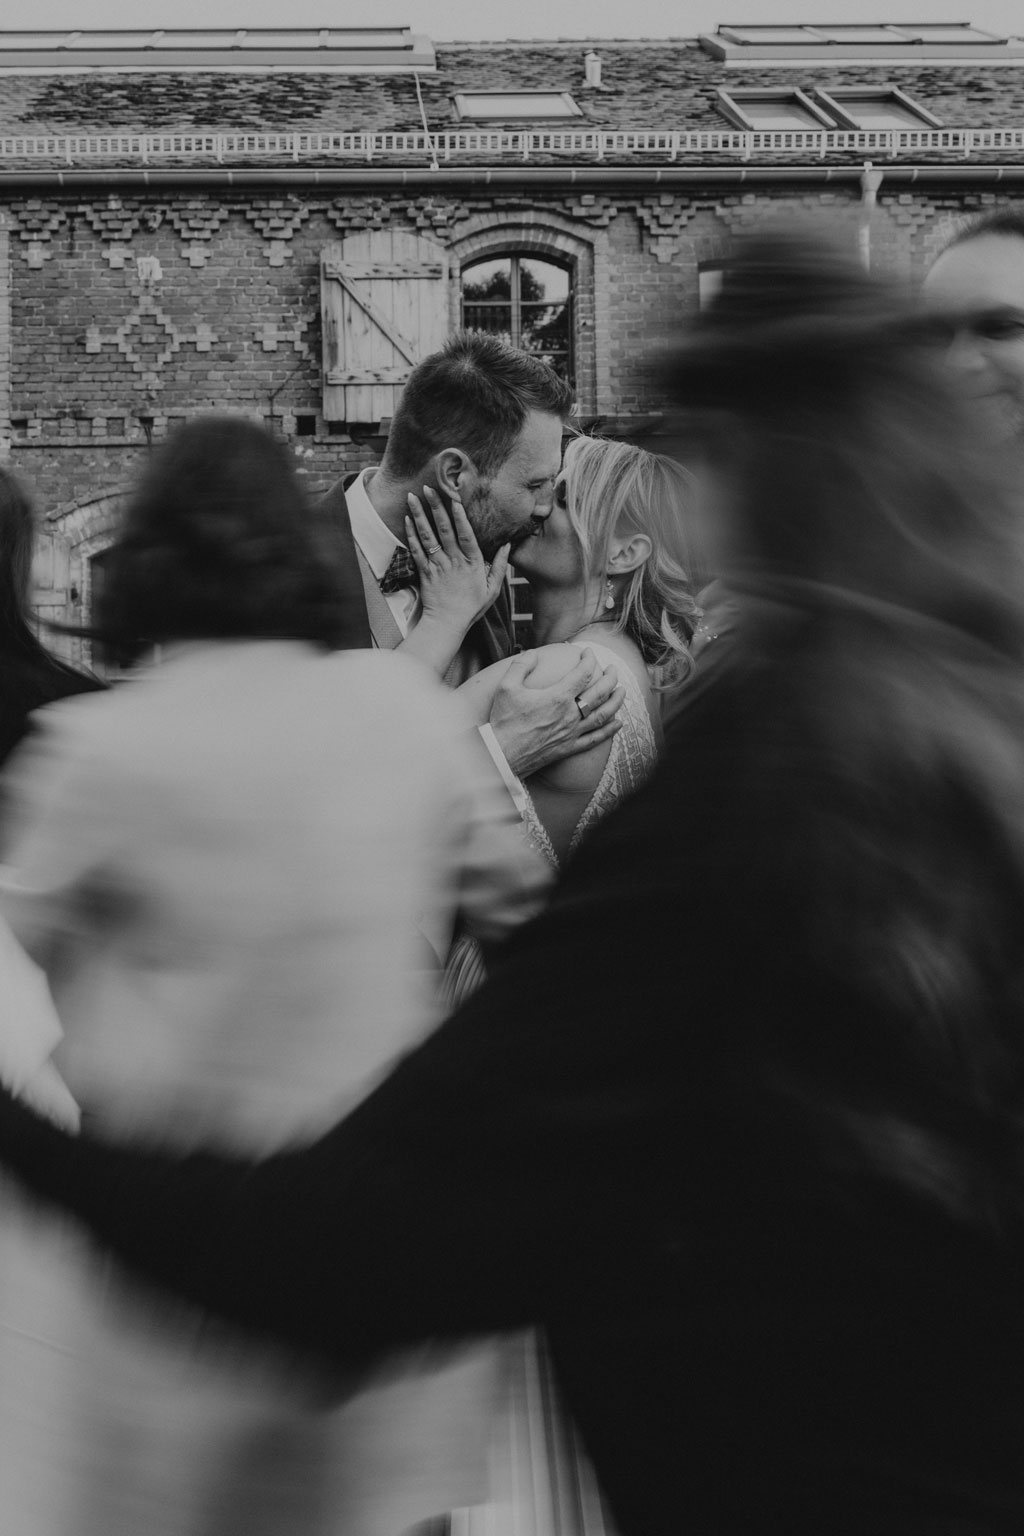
[604,578,616,612]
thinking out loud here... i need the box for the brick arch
[447,213,607,414]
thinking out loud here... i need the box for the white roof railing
[1,127,1023,164]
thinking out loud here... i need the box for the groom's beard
[464,484,540,562]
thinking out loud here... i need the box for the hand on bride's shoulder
[559,627,651,694]
[518,642,587,690]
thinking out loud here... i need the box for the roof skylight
[703,22,1018,66]
[453,92,583,121]
[0,27,436,72]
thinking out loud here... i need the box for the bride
[408,432,700,873]
[407,431,700,1536]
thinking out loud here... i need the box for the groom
[322,332,624,782]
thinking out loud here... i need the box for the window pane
[462,258,513,303]
[237,32,325,49]
[324,30,412,47]
[835,97,931,129]
[463,310,514,342]
[519,259,569,304]
[152,32,243,48]
[462,254,573,381]
[898,25,999,42]
[456,93,578,119]
[740,100,827,129]
[725,27,816,43]
[521,303,570,356]
[814,27,902,43]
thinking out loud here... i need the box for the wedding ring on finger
[575,696,587,722]
[425,544,443,559]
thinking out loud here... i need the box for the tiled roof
[1,40,1024,167]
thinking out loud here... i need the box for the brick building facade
[2,22,1024,663]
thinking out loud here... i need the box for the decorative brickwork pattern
[85,293,217,392]
[566,196,619,228]
[404,196,471,234]
[635,197,706,264]
[163,201,230,266]
[255,315,315,360]
[324,197,392,234]
[80,196,149,269]
[243,201,312,265]
[11,199,68,268]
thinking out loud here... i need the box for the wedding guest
[924,205,1024,441]
[0,415,548,1536]
[7,232,1024,1536]
[0,466,100,774]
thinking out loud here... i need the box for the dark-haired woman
[7,238,1024,1535]
[0,416,546,1536]
[0,466,100,775]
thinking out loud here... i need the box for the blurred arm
[0,735,710,1370]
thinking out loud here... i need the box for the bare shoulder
[520,643,585,691]
[574,626,651,694]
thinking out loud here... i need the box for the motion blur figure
[0,465,100,776]
[0,417,547,1536]
[8,232,1024,1534]
[924,205,1024,441]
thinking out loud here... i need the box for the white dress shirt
[345,466,421,637]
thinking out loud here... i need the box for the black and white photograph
[3,1,1024,1532]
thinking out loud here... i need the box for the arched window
[461,254,574,383]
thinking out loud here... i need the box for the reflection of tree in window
[461,255,574,382]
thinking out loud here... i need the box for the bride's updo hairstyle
[561,433,700,688]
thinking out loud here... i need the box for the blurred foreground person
[0,416,547,1536]
[0,466,100,774]
[924,205,1024,441]
[6,236,1024,1535]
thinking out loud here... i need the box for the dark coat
[5,589,1024,1535]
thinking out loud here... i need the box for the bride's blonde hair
[561,433,701,687]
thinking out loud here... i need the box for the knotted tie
[379,545,419,595]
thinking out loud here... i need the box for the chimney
[584,49,602,88]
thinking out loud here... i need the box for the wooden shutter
[321,231,449,423]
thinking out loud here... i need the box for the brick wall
[4,181,1013,647]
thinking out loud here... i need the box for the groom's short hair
[384,332,573,480]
